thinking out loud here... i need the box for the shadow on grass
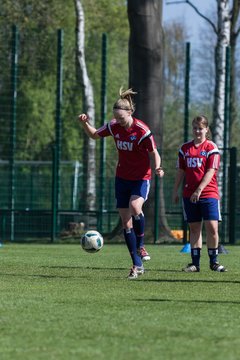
[0,272,73,279]
[42,265,183,274]
[140,277,240,284]
[41,266,240,284]
[1,266,240,285]
[42,265,127,270]
[136,298,240,305]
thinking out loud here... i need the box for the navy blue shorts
[115,177,150,208]
[183,197,222,222]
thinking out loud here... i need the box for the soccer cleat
[127,265,144,279]
[137,247,151,262]
[210,262,227,272]
[136,265,145,275]
[182,263,200,273]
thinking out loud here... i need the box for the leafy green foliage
[0,0,129,161]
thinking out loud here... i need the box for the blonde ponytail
[113,87,137,112]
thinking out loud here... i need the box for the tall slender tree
[128,0,172,239]
[75,0,96,211]
[212,0,230,148]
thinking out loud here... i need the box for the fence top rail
[0,160,81,165]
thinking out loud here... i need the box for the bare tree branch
[166,0,217,33]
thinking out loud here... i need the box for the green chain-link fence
[0,25,239,243]
[0,148,238,243]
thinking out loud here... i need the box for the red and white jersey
[96,117,157,180]
[177,139,220,199]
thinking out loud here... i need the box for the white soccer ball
[80,230,104,253]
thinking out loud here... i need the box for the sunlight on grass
[0,244,239,360]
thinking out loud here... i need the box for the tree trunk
[211,0,230,199]
[128,0,173,240]
[212,0,230,147]
[229,0,240,144]
[75,0,96,211]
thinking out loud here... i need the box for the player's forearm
[150,149,164,177]
[150,149,161,169]
[195,168,216,193]
[173,169,185,192]
[81,121,99,139]
[172,168,184,203]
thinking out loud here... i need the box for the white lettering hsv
[186,157,203,167]
[116,140,133,151]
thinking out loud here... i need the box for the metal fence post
[229,147,237,244]
[51,145,57,241]
[182,42,190,244]
[55,29,63,210]
[221,46,231,243]
[98,33,107,233]
[154,173,159,243]
[9,25,18,242]
[51,29,63,242]
[184,42,190,143]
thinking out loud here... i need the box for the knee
[121,217,132,229]
[189,224,201,236]
[207,228,218,238]
[205,221,219,238]
[129,204,137,216]
[129,197,144,216]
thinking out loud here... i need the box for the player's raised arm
[78,113,100,140]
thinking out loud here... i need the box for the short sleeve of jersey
[140,134,157,152]
[206,143,220,170]
[178,148,186,169]
[96,123,111,138]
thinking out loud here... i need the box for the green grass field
[0,243,240,360]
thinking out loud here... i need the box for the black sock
[123,228,142,267]
[191,248,201,267]
[132,213,145,249]
[208,248,218,265]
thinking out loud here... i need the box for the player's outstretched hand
[78,113,89,123]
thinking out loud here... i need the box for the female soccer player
[79,88,164,279]
[172,115,227,272]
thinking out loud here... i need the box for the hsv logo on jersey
[116,140,133,151]
[178,140,220,199]
[187,157,203,168]
[129,135,137,141]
